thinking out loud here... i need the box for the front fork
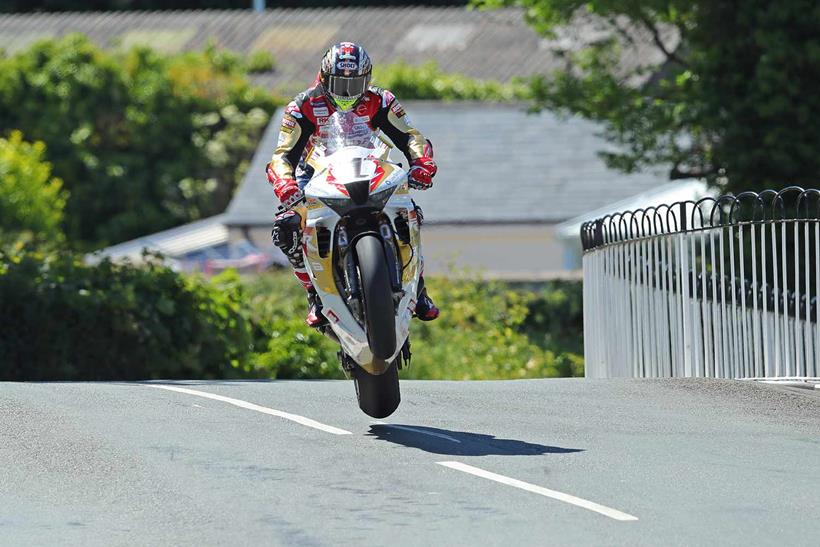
[338,226,363,321]
[379,219,405,299]
[333,214,415,376]
[339,218,405,322]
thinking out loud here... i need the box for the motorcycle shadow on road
[366,424,583,456]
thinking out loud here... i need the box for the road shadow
[367,424,584,456]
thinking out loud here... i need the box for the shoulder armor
[367,86,397,108]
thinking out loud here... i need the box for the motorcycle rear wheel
[353,359,400,418]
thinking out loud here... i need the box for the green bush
[244,50,276,74]
[243,271,584,380]
[0,131,66,247]
[0,35,278,248]
[243,272,342,379]
[0,258,583,381]
[402,276,583,379]
[0,250,258,380]
[517,280,584,355]
[373,60,530,102]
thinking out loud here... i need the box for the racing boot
[414,276,439,321]
[306,288,328,328]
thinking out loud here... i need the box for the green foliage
[373,61,530,101]
[690,0,820,192]
[244,50,276,74]
[0,250,259,381]
[0,258,584,381]
[244,272,343,379]
[243,271,584,380]
[0,34,277,248]
[403,276,583,379]
[0,131,66,246]
[518,279,584,355]
[473,0,820,193]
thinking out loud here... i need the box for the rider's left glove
[408,157,437,190]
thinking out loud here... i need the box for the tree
[0,131,66,245]
[474,0,820,193]
[0,35,276,248]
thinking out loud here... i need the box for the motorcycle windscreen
[318,111,379,157]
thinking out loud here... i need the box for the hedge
[244,271,584,380]
[373,60,530,102]
[0,251,583,381]
[0,250,258,380]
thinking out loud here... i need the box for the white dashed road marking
[147,384,639,522]
[147,384,352,435]
[437,461,639,521]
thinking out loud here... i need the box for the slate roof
[0,8,674,93]
[92,213,230,262]
[554,179,713,241]
[225,102,675,226]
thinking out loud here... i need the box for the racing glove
[267,162,302,208]
[408,157,437,190]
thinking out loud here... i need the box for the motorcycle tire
[353,359,400,418]
[355,234,397,360]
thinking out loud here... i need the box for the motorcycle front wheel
[355,234,397,359]
[353,359,400,418]
[352,234,400,417]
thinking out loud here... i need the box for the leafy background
[4,0,816,379]
[0,254,584,381]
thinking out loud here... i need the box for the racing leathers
[268,84,439,326]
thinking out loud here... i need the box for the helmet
[320,42,372,111]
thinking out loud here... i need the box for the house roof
[225,102,677,226]
[0,8,674,93]
[91,213,230,263]
[554,179,713,240]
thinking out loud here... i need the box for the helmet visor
[327,74,368,97]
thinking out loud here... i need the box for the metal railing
[581,187,819,379]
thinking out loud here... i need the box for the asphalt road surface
[2,378,819,546]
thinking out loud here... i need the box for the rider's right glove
[408,157,437,190]
[267,162,303,209]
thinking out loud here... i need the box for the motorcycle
[289,111,428,418]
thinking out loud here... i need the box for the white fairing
[301,112,421,368]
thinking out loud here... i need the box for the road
[1,378,819,546]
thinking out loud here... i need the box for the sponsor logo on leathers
[391,102,406,118]
[285,102,302,119]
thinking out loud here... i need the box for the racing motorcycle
[290,111,427,418]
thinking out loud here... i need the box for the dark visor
[328,75,368,97]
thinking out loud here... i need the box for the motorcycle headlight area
[318,184,397,215]
[368,184,398,209]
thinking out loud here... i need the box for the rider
[267,42,440,327]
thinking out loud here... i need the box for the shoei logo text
[336,61,357,71]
